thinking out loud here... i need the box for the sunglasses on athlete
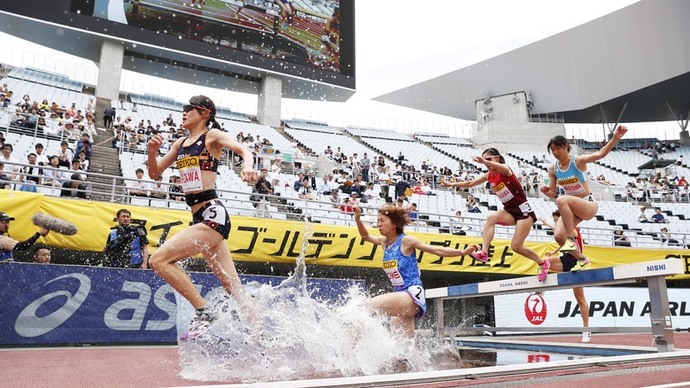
[182,104,210,113]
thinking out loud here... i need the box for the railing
[3,157,690,249]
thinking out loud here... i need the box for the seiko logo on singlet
[176,156,199,169]
[382,261,397,269]
[558,177,579,185]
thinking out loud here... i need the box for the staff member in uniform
[0,211,49,261]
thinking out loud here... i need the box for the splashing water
[176,212,462,383]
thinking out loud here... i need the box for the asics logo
[15,273,91,337]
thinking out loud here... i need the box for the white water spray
[177,210,461,383]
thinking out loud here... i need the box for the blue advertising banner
[0,262,361,346]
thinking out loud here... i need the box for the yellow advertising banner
[2,191,689,278]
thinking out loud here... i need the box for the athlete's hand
[241,168,258,183]
[353,206,362,219]
[147,134,163,154]
[462,244,480,256]
[472,156,487,165]
[540,186,550,194]
[439,178,450,187]
[613,125,628,139]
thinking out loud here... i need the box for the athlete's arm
[208,129,257,183]
[353,206,384,245]
[402,235,478,257]
[578,125,628,166]
[439,173,488,188]
[147,135,182,180]
[540,165,558,198]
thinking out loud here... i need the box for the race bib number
[176,156,203,192]
[494,182,514,203]
[407,285,425,304]
[518,201,532,214]
[202,204,226,223]
[557,176,586,195]
[383,260,404,287]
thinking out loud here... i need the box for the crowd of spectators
[624,173,689,203]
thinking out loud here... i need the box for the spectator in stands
[32,143,48,167]
[363,181,379,202]
[10,108,25,127]
[63,121,78,141]
[360,152,371,182]
[31,245,52,264]
[394,176,412,200]
[637,207,650,223]
[0,163,10,189]
[163,113,175,127]
[254,168,273,217]
[149,176,168,199]
[658,227,680,246]
[676,155,684,166]
[60,173,88,199]
[317,175,332,196]
[541,126,627,267]
[333,147,345,163]
[83,115,97,138]
[596,174,611,185]
[0,144,19,181]
[450,210,472,236]
[75,151,89,172]
[57,141,74,168]
[651,208,668,223]
[353,205,478,339]
[104,209,148,269]
[439,148,552,281]
[168,175,184,201]
[408,202,421,224]
[613,227,631,247]
[465,194,481,213]
[293,172,306,193]
[1,90,11,109]
[66,102,77,117]
[127,168,150,197]
[42,156,68,187]
[336,196,355,215]
[0,211,50,261]
[378,166,392,201]
[19,153,42,191]
[75,135,92,160]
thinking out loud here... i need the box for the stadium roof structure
[374,0,690,125]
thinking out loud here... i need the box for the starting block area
[427,258,684,352]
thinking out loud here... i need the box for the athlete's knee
[510,241,526,253]
[485,212,499,225]
[553,230,568,244]
[148,251,167,272]
[555,196,570,208]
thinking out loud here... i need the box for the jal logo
[524,293,547,325]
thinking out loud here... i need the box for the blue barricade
[0,262,360,346]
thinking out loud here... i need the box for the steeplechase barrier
[426,258,684,352]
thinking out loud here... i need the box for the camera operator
[104,209,149,268]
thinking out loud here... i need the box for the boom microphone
[31,213,78,236]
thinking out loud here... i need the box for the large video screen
[0,0,354,90]
[93,0,345,74]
